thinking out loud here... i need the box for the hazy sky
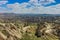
[0,0,60,14]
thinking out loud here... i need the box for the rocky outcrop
[0,22,60,40]
[35,22,60,40]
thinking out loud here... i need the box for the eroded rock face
[35,23,45,37]
[35,22,60,39]
[0,36,4,40]
[0,23,32,40]
[0,22,60,40]
[0,23,23,40]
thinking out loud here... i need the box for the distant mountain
[0,13,60,16]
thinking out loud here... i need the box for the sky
[0,0,60,14]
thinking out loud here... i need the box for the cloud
[0,0,60,14]
[0,1,8,5]
[29,0,56,3]
[29,0,56,6]
[7,2,29,13]
[6,2,60,14]
[0,7,12,13]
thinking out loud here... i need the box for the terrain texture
[0,13,60,40]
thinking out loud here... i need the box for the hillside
[0,13,60,40]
